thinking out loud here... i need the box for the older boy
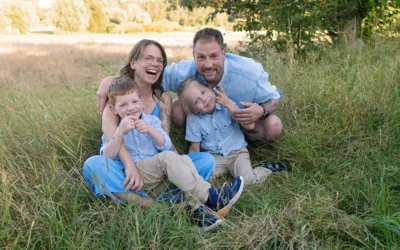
[83,78,244,231]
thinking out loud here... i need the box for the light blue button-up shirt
[163,53,281,107]
[100,113,172,162]
[185,102,247,157]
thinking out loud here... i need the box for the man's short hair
[193,28,226,50]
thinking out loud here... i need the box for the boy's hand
[134,118,150,134]
[122,164,144,192]
[119,115,137,135]
[213,86,230,108]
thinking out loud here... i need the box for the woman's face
[130,44,165,86]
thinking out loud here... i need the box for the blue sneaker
[256,162,290,173]
[191,205,223,232]
[205,176,244,217]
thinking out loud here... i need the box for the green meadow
[0,36,399,249]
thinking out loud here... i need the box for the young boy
[178,78,273,186]
[83,78,244,231]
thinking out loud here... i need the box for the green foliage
[110,20,184,34]
[126,3,151,24]
[49,0,89,32]
[84,0,108,33]
[140,0,234,29]
[363,2,400,37]
[1,0,38,34]
[103,6,127,25]
[172,0,400,57]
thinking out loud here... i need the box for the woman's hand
[97,76,117,114]
[122,164,144,192]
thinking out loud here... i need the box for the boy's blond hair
[177,78,202,120]
[107,78,141,106]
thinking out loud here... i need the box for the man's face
[193,38,226,87]
[182,83,216,114]
[112,92,143,119]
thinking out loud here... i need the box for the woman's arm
[159,92,172,134]
[188,142,200,153]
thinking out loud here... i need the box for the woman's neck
[136,81,158,114]
[136,80,153,97]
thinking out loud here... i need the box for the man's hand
[122,164,144,192]
[232,102,264,124]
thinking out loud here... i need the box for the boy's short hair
[177,78,201,120]
[107,78,141,105]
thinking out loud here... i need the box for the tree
[171,0,399,57]
[1,0,38,34]
[48,0,89,32]
[84,0,108,33]
[126,3,151,24]
[104,6,127,24]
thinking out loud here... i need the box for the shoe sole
[216,176,244,218]
[193,218,223,232]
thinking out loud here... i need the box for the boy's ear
[110,104,119,115]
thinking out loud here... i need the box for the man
[98,28,282,145]
[163,28,282,145]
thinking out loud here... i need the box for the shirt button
[215,128,217,130]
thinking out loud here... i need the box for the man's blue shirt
[163,53,281,107]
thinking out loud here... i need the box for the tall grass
[0,37,399,249]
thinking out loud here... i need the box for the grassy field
[0,35,399,249]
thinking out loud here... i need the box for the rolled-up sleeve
[254,71,282,103]
[151,117,172,151]
[162,64,179,92]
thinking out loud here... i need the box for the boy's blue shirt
[185,100,247,156]
[163,53,282,108]
[100,113,172,162]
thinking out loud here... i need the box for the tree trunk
[338,15,363,47]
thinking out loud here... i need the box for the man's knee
[264,114,282,141]
[171,99,186,127]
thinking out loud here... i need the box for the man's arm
[259,99,280,116]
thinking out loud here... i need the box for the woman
[85,40,215,205]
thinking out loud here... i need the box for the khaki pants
[135,151,210,202]
[212,147,272,185]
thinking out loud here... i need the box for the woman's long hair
[119,39,167,103]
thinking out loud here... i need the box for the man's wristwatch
[260,106,270,120]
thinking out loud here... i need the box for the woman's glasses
[142,55,166,67]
